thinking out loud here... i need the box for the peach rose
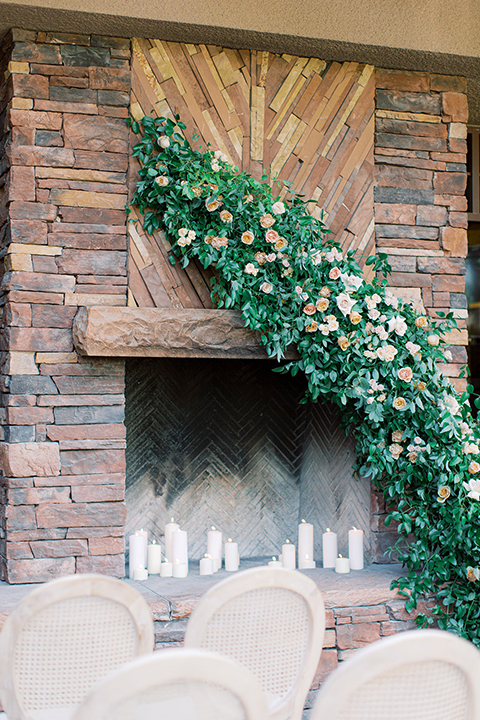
[437,486,451,503]
[415,316,429,328]
[265,229,279,244]
[320,287,332,297]
[211,237,229,250]
[316,298,329,312]
[469,461,480,474]
[260,214,275,228]
[155,176,169,186]
[206,199,221,212]
[398,367,413,382]
[306,321,319,333]
[329,267,341,280]
[338,336,350,351]
[392,430,403,443]
[254,252,267,265]
[303,303,316,316]
[414,381,426,392]
[393,397,407,410]
[467,567,479,582]
[241,231,255,245]
[389,443,403,459]
[407,452,418,463]
[260,281,273,294]
[274,238,288,251]
[220,210,233,223]
[349,311,362,325]
[192,186,203,197]
[204,235,214,245]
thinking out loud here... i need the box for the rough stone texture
[73,307,300,359]
[0,442,60,477]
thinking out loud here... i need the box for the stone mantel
[73,306,299,359]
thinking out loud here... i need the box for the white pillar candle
[129,533,146,580]
[173,560,188,578]
[224,539,239,571]
[207,526,222,570]
[133,566,148,581]
[322,528,338,568]
[282,539,296,570]
[301,554,316,569]
[164,518,179,565]
[172,530,188,568]
[160,560,173,577]
[147,540,162,574]
[335,555,350,574]
[200,554,214,575]
[348,527,364,570]
[268,556,282,567]
[298,520,314,569]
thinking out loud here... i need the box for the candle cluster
[322,526,364,574]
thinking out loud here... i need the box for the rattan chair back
[310,629,480,720]
[0,573,154,720]
[184,567,326,720]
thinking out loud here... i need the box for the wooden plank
[270,57,308,112]
[128,258,155,307]
[140,264,175,307]
[250,85,265,162]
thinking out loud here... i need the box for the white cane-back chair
[73,648,269,720]
[184,567,326,720]
[0,574,154,720]
[311,629,480,720]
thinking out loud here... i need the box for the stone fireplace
[0,29,468,583]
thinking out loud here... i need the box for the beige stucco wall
[1,0,480,121]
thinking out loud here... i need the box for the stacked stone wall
[0,29,130,582]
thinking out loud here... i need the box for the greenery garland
[129,113,480,643]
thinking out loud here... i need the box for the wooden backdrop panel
[128,40,375,308]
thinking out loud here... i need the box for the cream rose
[155,175,169,186]
[464,478,480,499]
[392,430,403,443]
[326,315,339,331]
[393,397,407,410]
[211,237,229,250]
[244,263,258,276]
[415,316,429,328]
[206,199,221,212]
[274,238,288,251]
[303,303,316,316]
[349,311,362,325]
[254,252,267,265]
[306,321,318,333]
[329,267,341,280]
[265,229,279,244]
[336,292,355,316]
[192,186,203,197]
[398,367,413,382]
[260,281,273,294]
[387,315,407,336]
[437,486,451,503]
[389,443,403,459]
[407,451,418,463]
[272,201,286,215]
[467,567,480,582]
[316,298,329,312]
[177,236,191,247]
[338,336,350,351]
[368,308,380,321]
[464,443,480,455]
[220,210,233,223]
[260,214,275,228]
[159,136,170,148]
[427,334,440,346]
[320,287,332,298]
[241,230,255,245]
[469,461,480,475]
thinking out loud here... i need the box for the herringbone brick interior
[125,358,371,562]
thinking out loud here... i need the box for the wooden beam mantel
[73,307,299,359]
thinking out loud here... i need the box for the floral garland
[129,114,480,643]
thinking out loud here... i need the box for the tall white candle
[164,518,179,564]
[335,555,350,574]
[298,520,314,569]
[207,526,222,570]
[282,539,296,570]
[200,554,214,575]
[225,539,239,571]
[348,527,364,570]
[147,540,162,574]
[173,560,188,578]
[129,533,146,580]
[322,528,338,568]
[138,529,148,566]
[172,530,188,568]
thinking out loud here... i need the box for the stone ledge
[72,306,299,359]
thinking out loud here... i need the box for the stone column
[0,29,130,582]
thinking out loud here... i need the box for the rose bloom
[177,236,191,247]
[211,161,221,172]
[349,311,362,325]
[336,292,355,316]
[377,344,398,362]
[368,308,380,321]
[427,334,440,346]
[329,267,341,280]
[365,296,377,310]
[398,367,413,382]
[303,303,316,316]
[204,235,214,245]
[338,336,350,351]
[392,430,403,443]
[467,567,480,582]
[389,443,403,459]
[243,194,254,203]
[211,237,229,250]
[272,201,286,215]
[192,186,203,197]
[206,199,221,211]
[155,175,169,186]
[414,381,426,392]
[375,326,389,341]
[406,341,421,356]
[393,397,407,410]
[254,252,268,265]
[260,214,275,228]
[158,136,170,148]
[387,315,407,336]
[265,229,280,244]
[306,321,318,333]
[415,316,429,328]
[320,287,331,297]
[260,281,273,294]
[469,461,480,474]
[220,210,233,223]
[241,230,255,245]
[178,228,188,237]
[244,263,258,276]
[464,443,480,455]
[274,238,288,251]
[316,298,329,312]
[266,253,276,262]
[407,451,418,463]
[437,486,451,503]
[319,324,330,336]
[326,315,339,331]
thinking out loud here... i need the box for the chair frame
[0,573,155,720]
[310,628,480,720]
[73,648,269,720]
[184,567,326,720]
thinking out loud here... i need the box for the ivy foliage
[129,114,480,643]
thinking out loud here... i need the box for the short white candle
[129,533,146,580]
[147,540,162,574]
[172,530,188,569]
[200,554,214,575]
[298,520,314,569]
[225,539,239,571]
[164,518,179,565]
[268,556,282,567]
[348,527,364,570]
[322,528,338,568]
[173,560,188,578]
[282,539,296,570]
[160,560,173,577]
[301,554,316,569]
[207,526,222,570]
[335,555,350,574]
[133,566,148,581]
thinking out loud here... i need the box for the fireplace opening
[124,357,371,566]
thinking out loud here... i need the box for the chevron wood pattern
[128,39,375,308]
[125,358,371,562]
